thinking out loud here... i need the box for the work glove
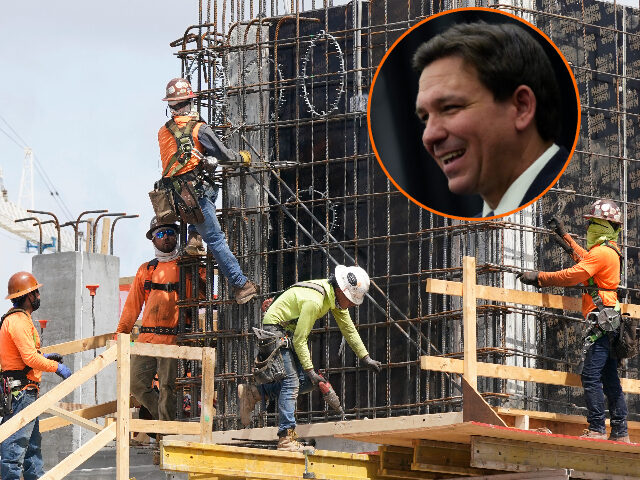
[516,271,540,287]
[43,353,63,363]
[55,363,72,380]
[361,355,382,373]
[305,369,325,386]
[238,150,251,165]
[547,216,567,237]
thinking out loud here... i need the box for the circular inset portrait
[368,8,580,220]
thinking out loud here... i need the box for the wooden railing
[0,333,215,480]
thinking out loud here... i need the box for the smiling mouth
[438,149,466,166]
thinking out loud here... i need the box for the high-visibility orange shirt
[116,259,206,345]
[0,310,58,384]
[158,116,204,177]
[538,235,620,318]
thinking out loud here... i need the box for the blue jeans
[1,389,44,480]
[581,334,628,437]
[194,184,247,288]
[258,347,314,435]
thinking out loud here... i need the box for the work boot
[277,429,314,452]
[238,383,261,426]
[234,280,259,304]
[609,434,632,443]
[185,230,206,256]
[580,429,607,440]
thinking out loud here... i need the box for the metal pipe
[15,217,43,254]
[92,213,126,253]
[110,214,139,255]
[27,210,60,252]
[74,210,107,252]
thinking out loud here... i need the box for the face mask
[586,218,619,250]
[30,293,41,312]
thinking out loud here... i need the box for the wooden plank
[46,405,103,433]
[462,377,506,426]
[119,276,135,286]
[421,356,640,394]
[463,256,478,388]
[425,278,640,318]
[41,401,117,432]
[512,415,529,430]
[130,341,204,361]
[379,445,438,479]
[455,470,572,480]
[41,332,113,356]
[412,439,500,476]
[0,345,117,444]
[116,333,131,479]
[471,436,640,479]
[86,219,93,253]
[100,217,111,254]
[130,419,200,435]
[40,423,116,480]
[200,347,216,443]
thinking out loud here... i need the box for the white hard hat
[334,265,370,305]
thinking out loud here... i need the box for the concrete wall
[32,252,120,469]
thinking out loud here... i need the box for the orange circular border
[367,7,581,221]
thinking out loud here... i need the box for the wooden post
[116,333,131,479]
[100,217,111,254]
[200,347,216,444]
[85,218,94,253]
[462,256,478,389]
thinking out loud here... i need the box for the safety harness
[162,118,203,178]
[141,258,179,336]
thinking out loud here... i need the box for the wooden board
[40,401,117,432]
[130,341,204,361]
[462,377,507,426]
[412,439,499,476]
[41,332,113,356]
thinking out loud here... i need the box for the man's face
[152,228,177,253]
[415,56,519,206]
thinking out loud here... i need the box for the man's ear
[512,85,537,132]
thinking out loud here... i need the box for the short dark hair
[412,21,561,141]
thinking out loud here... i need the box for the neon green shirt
[263,279,368,370]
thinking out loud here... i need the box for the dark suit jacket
[476,145,570,217]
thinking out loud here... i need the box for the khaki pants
[130,354,178,421]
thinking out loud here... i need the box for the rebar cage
[170,0,640,431]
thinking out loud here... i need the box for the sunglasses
[155,229,176,239]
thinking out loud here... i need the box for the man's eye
[443,104,461,112]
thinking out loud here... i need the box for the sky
[0,1,202,310]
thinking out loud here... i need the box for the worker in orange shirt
[518,199,628,442]
[0,272,71,480]
[156,77,258,304]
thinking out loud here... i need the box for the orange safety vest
[158,115,205,177]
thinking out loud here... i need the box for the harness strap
[143,281,179,293]
[587,240,622,312]
[139,326,178,335]
[163,119,202,177]
[291,281,326,297]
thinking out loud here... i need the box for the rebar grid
[170,0,640,429]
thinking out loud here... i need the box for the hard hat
[162,78,197,102]
[146,216,179,240]
[583,199,622,225]
[6,272,42,300]
[334,265,370,305]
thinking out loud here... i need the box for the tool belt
[149,169,209,226]
[139,326,178,335]
[143,280,179,293]
[252,326,289,385]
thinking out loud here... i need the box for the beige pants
[130,354,178,421]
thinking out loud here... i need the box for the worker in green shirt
[238,265,381,451]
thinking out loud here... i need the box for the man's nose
[422,116,447,154]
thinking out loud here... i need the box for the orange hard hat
[162,78,197,102]
[6,272,42,300]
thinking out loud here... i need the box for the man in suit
[414,21,569,217]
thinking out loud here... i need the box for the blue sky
[0,1,200,308]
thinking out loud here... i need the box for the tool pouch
[173,178,205,225]
[597,307,621,332]
[1,377,13,416]
[149,186,179,224]
[252,328,288,385]
[613,314,639,359]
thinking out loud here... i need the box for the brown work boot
[234,280,259,304]
[238,383,261,426]
[580,429,607,440]
[185,231,206,256]
[277,429,314,452]
[609,434,631,443]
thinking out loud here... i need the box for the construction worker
[238,265,382,451]
[116,217,201,461]
[518,199,629,442]
[0,272,71,480]
[158,77,258,304]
